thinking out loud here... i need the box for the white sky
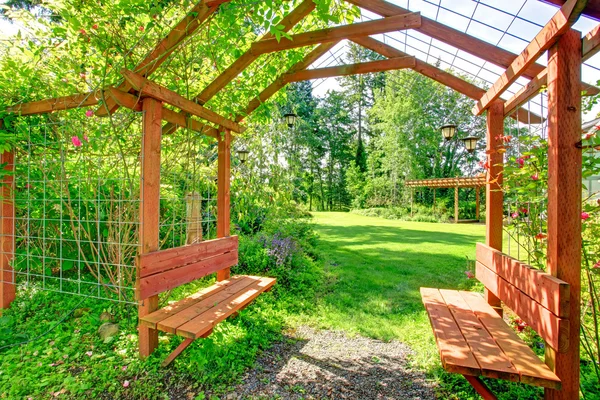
[1,0,599,121]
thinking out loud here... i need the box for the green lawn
[306,212,542,400]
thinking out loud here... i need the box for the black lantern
[441,124,457,141]
[237,148,249,163]
[461,136,480,153]
[284,112,297,128]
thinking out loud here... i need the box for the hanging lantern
[237,148,249,163]
[441,124,457,141]
[284,112,297,128]
[462,136,480,153]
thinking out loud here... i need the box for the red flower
[593,261,600,269]
[535,232,547,240]
[517,158,525,168]
[515,318,528,333]
[584,132,595,140]
[71,136,82,147]
[85,110,93,117]
[79,29,87,35]
[139,26,145,32]
[465,271,475,279]
[520,208,528,214]
[92,24,98,30]
[531,173,539,181]
[581,212,590,220]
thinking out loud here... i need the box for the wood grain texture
[138,97,163,357]
[0,150,15,312]
[6,91,100,115]
[473,0,586,115]
[217,130,232,281]
[121,70,245,133]
[544,29,582,400]
[582,24,600,61]
[251,13,421,54]
[283,57,415,82]
[176,276,276,338]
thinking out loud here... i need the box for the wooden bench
[136,235,275,365]
[421,242,570,399]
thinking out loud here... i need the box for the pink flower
[122,365,127,371]
[139,26,144,31]
[581,212,590,220]
[123,381,130,388]
[517,158,525,168]
[85,351,93,357]
[92,24,98,30]
[465,271,475,279]
[83,134,89,142]
[85,110,93,117]
[512,212,519,219]
[531,173,539,181]
[71,136,82,147]
[535,232,547,240]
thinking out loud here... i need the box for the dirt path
[214,326,437,400]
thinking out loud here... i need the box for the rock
[99,312,113,322]
[98,323,119,342]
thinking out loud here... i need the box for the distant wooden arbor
[0,0,598,396]
[405,176,486,223]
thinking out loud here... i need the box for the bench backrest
[136,236,238,300]
[475,242,570,353]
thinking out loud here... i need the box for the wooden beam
[283,57,416,82]
[473,0,587,115]
[539,0,600,21]
[0,149,15,313]
[544,28,582,400]
[505,23,600,117]
[121,70,245,133]
[107,87,219,137]
[485,100,504,316]
[6,91,100,116]
[216,129,231,282]
[97,0,226,116]
[250,13,421,54]
[454,186,459,223]
[138,97,162,358]
[351,36,544,125]
[196,0,316,105]
[237,41,339,121]
[346,0,597,96]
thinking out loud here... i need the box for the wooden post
[475,187,481,221]
[0,149,15,313]
[410,188,414,216]
[216,129,231,281]
[485,100,504,314]
[454,186,459,223]
[544,29,582,400]
[139,97,162,357]
[186,192,202,245]
[433,189,436,212]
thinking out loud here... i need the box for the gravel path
[216,326,437,400]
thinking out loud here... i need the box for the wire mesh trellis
[1,112,220,304]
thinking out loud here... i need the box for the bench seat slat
[140,276,247,329]
[421,288,562,389]
[177,276,276,339]
[439,289,520,382]
[420,288,481,376]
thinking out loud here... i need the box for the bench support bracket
[464,375,498,400]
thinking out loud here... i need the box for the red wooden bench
[421,242,570,399]
[136,235,275,366]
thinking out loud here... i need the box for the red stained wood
[138,236,238,278]
[138,251,238,300]
[473,0,586,115]
[0,149,15,312]
[420,288,481,376]
[544,29,583,400]
[582,24,600,62]
[176,276,276,339]
[6,91,101,115]
[138,97,163,357]
[217,130,232,281]
[250,13,422,54]
[464,376,499,400]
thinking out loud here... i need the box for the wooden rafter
[405,176,486,189]
[351,36,544,125]
[107,88,219,137]
[540,0,600,20]
[250,13,421,54]
[163,0,317,135]
[283,57,416,82]
[97,0,227,117]
[6,91,101,115]
[504,24,600,117]
[345,0,598,96]
[121,70,245,133]
[473,0,587,115]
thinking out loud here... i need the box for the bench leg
[464,376,498,400]
[162,338,194,367]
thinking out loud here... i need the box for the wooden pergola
[405,176,486,223]
[1,0,599,397]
